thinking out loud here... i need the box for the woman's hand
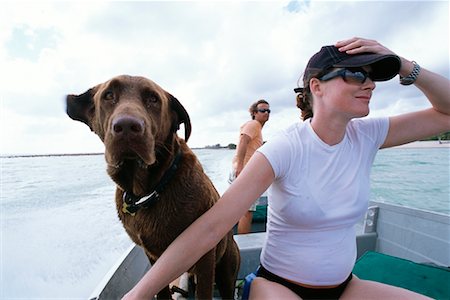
[335,37,414,87]
[335,37,396,56]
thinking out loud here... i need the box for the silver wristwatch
[400,61,421,86]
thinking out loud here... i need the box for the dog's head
[66,75,191,168]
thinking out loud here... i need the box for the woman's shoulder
[284,121,307,135]
[348,117,390,146]
[349,117,389,132]
[259,122,306,177]
[264,121,305,149]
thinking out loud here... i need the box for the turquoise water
[1,147,449,298]
[371,148,449,214]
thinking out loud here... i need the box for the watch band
[400,61,421,86]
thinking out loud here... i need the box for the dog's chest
[116,194,204,254]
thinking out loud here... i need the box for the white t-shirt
[257,117,389,286]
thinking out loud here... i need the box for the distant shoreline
[392,141,450,149]
[0,148,231,158]
[2,141,448,158]
[0,152,104,158]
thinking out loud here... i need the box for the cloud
[5,26,59,62]
[0,1,448,155]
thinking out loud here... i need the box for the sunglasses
[257,109,271,113]
[319,68,372,84]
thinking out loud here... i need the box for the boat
[88,197,450,299]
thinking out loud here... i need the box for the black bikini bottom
[256,264,353,299]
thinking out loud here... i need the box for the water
[1,147,448,299]
[371,148,449,214]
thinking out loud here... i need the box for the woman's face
[314,66,376,120]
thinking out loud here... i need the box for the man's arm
[235,133,251,176]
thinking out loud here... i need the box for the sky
[1,0,448,155]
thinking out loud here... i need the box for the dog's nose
[112,115,144,137]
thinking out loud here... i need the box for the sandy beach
[393,140,450,149]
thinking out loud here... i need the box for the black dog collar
[122,151,182,216]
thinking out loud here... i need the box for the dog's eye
[142,90,159,105]
[103,90,115,101]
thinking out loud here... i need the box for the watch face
[400,77,415,85]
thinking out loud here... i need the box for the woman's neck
[310,116,349,146]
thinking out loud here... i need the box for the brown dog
[66,75,240,299]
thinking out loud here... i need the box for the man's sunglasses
[257,109,271,113]
[319,68,372,84]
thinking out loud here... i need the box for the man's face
[254,103,270,124]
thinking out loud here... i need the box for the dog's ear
[66,88,95,131]
[169,94,191,142]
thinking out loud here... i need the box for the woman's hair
[296,67,327,121]
[249,99,269,119]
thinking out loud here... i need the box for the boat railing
[88,245,150,300]
[368,200,450,267]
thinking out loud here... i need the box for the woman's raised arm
[336,37,450,148]
[382,59,450,148]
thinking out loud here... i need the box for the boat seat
[234,232,266,279]
[353,251,450,299]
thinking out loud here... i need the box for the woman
[123,37,449,299]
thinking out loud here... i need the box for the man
[231,99,270,234]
